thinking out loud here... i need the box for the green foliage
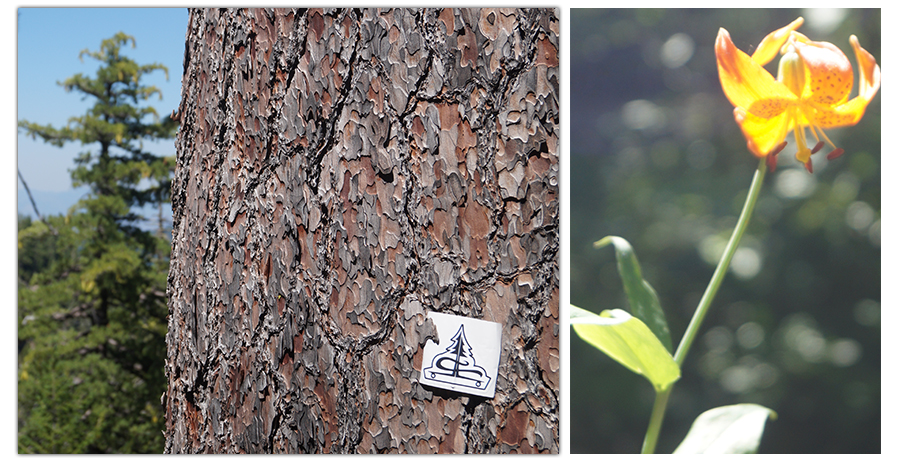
[17,32,175,454]
[593,236,672,352]
[571,306,680,392]
[674,404,777,454]
[18,215,57,285]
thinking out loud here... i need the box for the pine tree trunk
[164,7,559,453]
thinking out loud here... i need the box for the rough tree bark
[164,7,559,453]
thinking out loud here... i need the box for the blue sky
[16,7,189,219]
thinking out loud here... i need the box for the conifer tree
[17,32,177,453]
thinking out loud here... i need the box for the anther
[773,141,788,155]
[827,148,845,160]
[811,141,826,155]
[765,141,788,173]
[804,158,813,174]
[766,153,777,172]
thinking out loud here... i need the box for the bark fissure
[307,12,362,192]
[397,10,437,122]
[282,10,307,94]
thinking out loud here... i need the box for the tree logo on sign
[423,324,490,390]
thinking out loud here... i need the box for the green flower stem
[641,387,673,454]
[641,157,768,454]
[674,157,767,366]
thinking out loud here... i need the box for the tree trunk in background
[165,7,559,453]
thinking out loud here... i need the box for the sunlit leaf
[673,404,777,454]
[594,236,673,352]
[571,305,680,392]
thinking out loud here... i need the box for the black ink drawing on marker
[423,324,490,390]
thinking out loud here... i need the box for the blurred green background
[569,9,880,453]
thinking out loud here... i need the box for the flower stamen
[827,148,845,160]
[808,122,840,154]
[766,141,788,172]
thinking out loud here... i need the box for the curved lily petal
[811,104,862,128]
[851,35,881,103]
[716,28,796,111]
[811,36,880,129]
[791,34,853,106]
[734,107,790,157]
[751,17,804,66]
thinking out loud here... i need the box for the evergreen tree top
[18,32,178,216]
[19,32,176,149]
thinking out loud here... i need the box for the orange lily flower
[715,17,880,172]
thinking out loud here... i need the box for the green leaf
[673,404,777,454]
[571,305,680,392]
[595,236,673,352]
